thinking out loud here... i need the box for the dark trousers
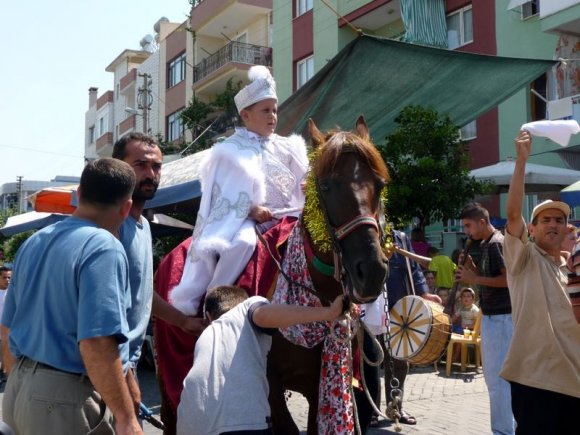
[511,381,580,435]
[381,336,409,411]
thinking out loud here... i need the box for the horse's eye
[319,182,330,192]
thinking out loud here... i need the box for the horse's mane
[313,130,390,183]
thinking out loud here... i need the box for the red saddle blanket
[154,217,298,412]
[236,216,298,299]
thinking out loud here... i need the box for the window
[98,116,108,137]
[297,0,313,17]
[530,74,547,121]
[446,5,473,50]
[459,120,477,141]
[88,126,95,144]
[297,56,314,89]
[168,53,186,88]
[167,110,184,142]
[522,0,539,20]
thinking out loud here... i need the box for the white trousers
[170,220,257,315]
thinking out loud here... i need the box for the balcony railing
[193,41,272,84]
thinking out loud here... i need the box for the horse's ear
[308,119,324,149]
[355,115,370,141]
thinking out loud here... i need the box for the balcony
[119,114,136,135]
[548,94,580,122]
[190,0,272,38]
[539,0,580,34]
[96,132,114,156]
[120,68,137,92]
[193,41,272,85]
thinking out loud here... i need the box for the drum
[388,295,451,365]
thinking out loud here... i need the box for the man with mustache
[502,130,580,434]
[113,132,163,416]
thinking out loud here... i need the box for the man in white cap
[504,130,580,434]
[170,66,308,316]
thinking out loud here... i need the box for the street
[0,362,490,434]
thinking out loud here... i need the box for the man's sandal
[399,410,417,425]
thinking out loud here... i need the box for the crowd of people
[0,66,578,435]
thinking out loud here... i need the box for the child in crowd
[457,287,479,330]
[170,66,308,315]
[176,286,344,435]
[436,287,449,307]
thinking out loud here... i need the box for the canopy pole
[320,0,363,37]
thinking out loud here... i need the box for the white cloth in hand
[521,120,580,146]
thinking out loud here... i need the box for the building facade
[85,2,275,161]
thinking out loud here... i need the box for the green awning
[278,34,555,141]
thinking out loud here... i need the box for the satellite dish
[154,17,169,34]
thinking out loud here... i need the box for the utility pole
[137,73,152,134]
[15,176,23,212]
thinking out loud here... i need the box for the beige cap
[530,200,570,223]
[234,65,277,113]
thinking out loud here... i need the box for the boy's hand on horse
[249,205,273,223]
[329,295,349,320]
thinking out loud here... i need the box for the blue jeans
[481,314,515,435]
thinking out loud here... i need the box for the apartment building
[85,1,274,161]
[84,17,187,160]
[190,0,272,98]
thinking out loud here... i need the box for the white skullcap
[234,66,277,113]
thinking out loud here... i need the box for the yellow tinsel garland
[302,148,391,254]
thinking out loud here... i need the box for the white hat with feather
[234,66,277,113]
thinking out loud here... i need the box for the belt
[19,356,87,379]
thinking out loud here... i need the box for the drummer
[377,229,441,426]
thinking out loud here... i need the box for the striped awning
[400,0,447,48]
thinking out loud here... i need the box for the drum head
[388,295,433,360]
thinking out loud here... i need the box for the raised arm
[506,130,532,238]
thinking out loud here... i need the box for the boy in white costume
[170,66,308,315]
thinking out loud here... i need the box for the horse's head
[303,116,389,304]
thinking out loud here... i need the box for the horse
[153,116,390,434]
[263,116,390,434]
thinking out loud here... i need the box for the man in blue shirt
[113,133,163,413]
[1,158,141,435]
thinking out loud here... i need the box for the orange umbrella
[28,185,78,214]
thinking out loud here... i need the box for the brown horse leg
[267,370,299,434]
[305,392,319,435]
[267,344,299,435]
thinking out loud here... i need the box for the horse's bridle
[314,176,388,303]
